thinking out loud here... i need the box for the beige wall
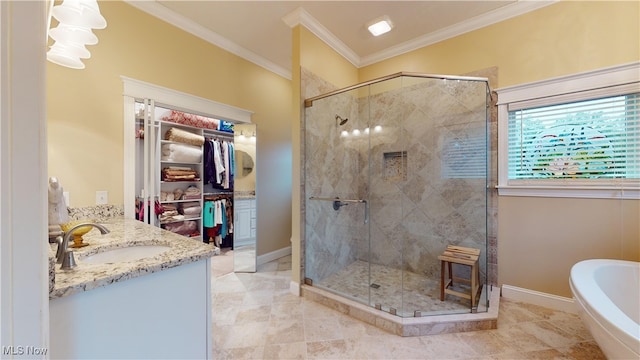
[47,1,292,256]
[499,197,639,297]
[358,1,640,297]
[359,1,639,88]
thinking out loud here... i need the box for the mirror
[233,123,257,273]
[235,150,254,178]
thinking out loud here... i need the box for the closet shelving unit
[157,119,205,237]
[125,77,253,247]
[135,100,240,241]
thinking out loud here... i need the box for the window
[497,63,640,199]
[508,94,639,180]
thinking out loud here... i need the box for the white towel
[161,143,202,163]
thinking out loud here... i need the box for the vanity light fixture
[47,0,107,69]
[250,132,256,142]
[367,16,393,36]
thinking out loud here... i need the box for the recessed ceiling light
[367,16,393,36]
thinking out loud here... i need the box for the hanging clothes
[215,140,225,185]
[203,139,215,185]
[203,196,234,247]
[228,142,235,188]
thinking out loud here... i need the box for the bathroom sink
[81,245,171,264]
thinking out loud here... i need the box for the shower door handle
[309,197,368,224]
[363,200,368,224]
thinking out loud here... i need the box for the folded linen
[164,127,204,146]
[181,206,201,216]
[161,143,202,163]
[161,110,220,130]
[163,220,197,235]
[180,201,200,209]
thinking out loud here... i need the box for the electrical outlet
[63,191,70,207]
[96,191,108,205]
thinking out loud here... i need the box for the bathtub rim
[569,259,639,358]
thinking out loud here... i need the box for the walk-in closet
[123,77,257,273]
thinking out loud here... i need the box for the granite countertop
[49,217,216,299]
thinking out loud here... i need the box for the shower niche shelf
[383,151,407,182]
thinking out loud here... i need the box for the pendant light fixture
[47,0,107,69]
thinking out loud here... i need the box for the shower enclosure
[304,73,491,317]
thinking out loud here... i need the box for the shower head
[336,115,349,126]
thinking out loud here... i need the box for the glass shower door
[304,87,372,306]
[304,74,490,317]
[364,77,407,314]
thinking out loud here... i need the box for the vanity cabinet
[50,258,212,359]
[234,199,255,247]
[233,198,256,272]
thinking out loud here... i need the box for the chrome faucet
[56,222,110,269]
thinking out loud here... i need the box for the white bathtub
[570,259,640,359]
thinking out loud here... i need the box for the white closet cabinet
[234,199,254,246]
[233,198,256,272]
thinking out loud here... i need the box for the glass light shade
[49,23,98,45]
[49,41,91,59]
[47,49,85,69]
[52,0,107,29]
[367,17,393,36]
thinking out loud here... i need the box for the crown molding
[124,0,292,80]
[360,0,558,67]
[282,7,360,68]
[125,0,557,79]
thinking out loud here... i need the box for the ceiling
[126,1,555,79]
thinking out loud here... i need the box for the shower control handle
[309,196,368,224]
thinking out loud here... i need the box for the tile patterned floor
[317,260,477,316]
[211,255,605,359]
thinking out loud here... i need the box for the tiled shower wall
[301,67,498,288]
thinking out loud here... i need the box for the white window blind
[508,92,640,180]
[497,62,640,199]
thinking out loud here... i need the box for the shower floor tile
[316,260,475,316]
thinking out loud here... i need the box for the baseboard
[257,246,292,266]
[501,284,577,314]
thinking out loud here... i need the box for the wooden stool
[438,245,481,309]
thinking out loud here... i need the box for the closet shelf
[160,199,202,204]
[160,216,201,225]
[161,180,201,184]
[160,139,203,146]
[160,160,202,165]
